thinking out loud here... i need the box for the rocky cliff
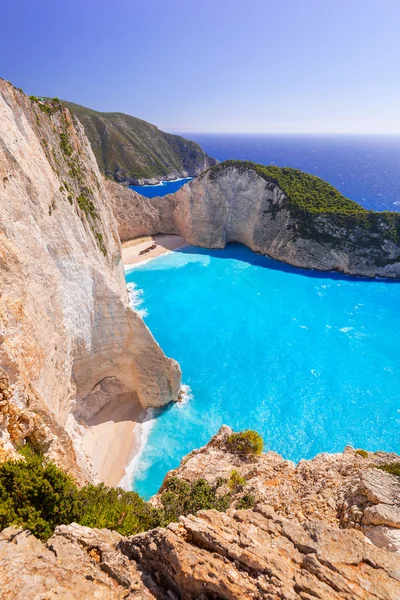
[0,80,181,480]
[62,100,217,185]
[3,427,400,599]
[109,161,400,278]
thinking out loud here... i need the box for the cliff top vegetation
[206,160,400,240]
[61,100,217,183]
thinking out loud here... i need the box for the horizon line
[172,131,400,136]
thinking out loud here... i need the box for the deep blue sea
[129,177,192,198]
[126,244,400,499]
[183,134,400,212]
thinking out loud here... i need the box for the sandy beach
[122,233,187,268]
[81,234,187,488]
[81,398,143,486]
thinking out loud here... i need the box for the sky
[1,0,400,134]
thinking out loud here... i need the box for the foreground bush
[0,449,159,540]
[0,449,240,540]
[226,430,264,455]
[78,483,161,535]
[0,447,79,540]
[159,477,231,524]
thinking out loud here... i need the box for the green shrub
[378,462,400,477]
[0,451,238,541]
[159,477,231,524]
[59,132,72,156]
[228,469,245,491]
[226,430,264,455]
[78,483,160,535]
[355,449,368,459]
[0,448,79,541]
[76,194,98,219]
[93,231,107,256]
[236,494,255,509]
[38,103,52,116]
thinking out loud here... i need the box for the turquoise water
[129,177,192,198]
[126,244,400,498]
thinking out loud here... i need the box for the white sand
[81,398,142,487]
[122,234,187,268]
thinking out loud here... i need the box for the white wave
[178,384,193,407]
[118,407,157,490]
[339,326,353,333]
[127,282,148,317]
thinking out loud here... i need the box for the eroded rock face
[153,426,400,554]
[0,525,156,599]
[0,80,181,479]
[108,166,400,278]
[3,432,400,598]
[3,508,400,599]
[124,508,400,600]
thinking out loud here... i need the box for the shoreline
[81,397,143,487]
[81,234,188,489]
[122,233,188,269]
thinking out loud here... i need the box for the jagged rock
[3,510,400,600]
[121,507,400,599]
[154,427,400,554]
[363,504,400,528]
[0,525,156,599]
[358,468,400,505]
[3,431,400,598]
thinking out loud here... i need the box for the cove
[125,243,400,498]
[129,177,192,198]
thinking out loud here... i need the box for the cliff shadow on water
[173,242,400,285]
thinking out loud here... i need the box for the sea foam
[118,407,157,491]
[127,282,148,318]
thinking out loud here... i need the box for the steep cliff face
[63,100,217,185]
[0,80,180,479]
[3,431,400,599]
[109,162,400,278]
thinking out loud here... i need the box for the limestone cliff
[3,429,400,599]
[0,80,181,480]
[108,162,400,278]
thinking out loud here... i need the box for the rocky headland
[109,161,400,278]
[63,100,217,185]
[2,427,400,599]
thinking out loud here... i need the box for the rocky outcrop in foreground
[0,80,180,480]
[3,427,400,599]
[108,162,400,278]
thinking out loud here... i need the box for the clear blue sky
[1,0,400,133]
